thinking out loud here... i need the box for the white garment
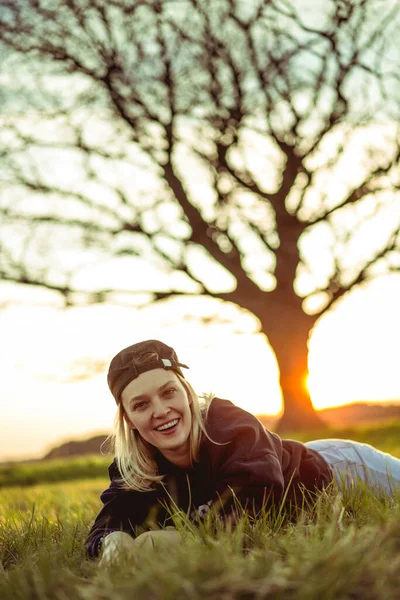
[305,439,400,495]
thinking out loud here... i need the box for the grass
[0,455,110,488]
[0,422,399,599]
[0,478,399,599]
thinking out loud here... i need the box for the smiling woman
[120,371,193,469]
[85,339,400,568]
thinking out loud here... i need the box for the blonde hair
[103,365,218,492]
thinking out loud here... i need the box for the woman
[85,340,400,565]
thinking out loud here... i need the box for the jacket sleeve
[206,400,285,520]
[84,460,153,558]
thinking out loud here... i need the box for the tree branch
[313,226,400,314]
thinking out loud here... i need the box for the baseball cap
[107,339,189,403]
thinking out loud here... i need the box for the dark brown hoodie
[85,398,332,557]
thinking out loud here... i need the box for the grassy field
[0,455,110,488]
[1,422,400,599]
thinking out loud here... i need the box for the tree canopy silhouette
[1,0,399,430]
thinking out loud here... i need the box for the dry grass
[1,423,399,599]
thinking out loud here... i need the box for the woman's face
[121,368,192,466]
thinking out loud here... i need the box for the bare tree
[1,0,399,430]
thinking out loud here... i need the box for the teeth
[156,419,179,432]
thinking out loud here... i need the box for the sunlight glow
[0,276,399,461]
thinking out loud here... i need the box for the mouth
[154,418,180,435]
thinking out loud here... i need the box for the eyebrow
[129,380,176,406]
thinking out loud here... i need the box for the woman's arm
[85,494,135,558]
[85,461,156,558]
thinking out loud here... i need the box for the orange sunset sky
[0,274,399,462]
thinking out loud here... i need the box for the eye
[163,388,176,397]
[133,401,148,410]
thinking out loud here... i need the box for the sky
[1,4,399,462]
[0,273,399,462]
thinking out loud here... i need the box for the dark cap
[107,339,189,404]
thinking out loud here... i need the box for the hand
[97,531,137,569]
[134,528,182,553]
[97,528,182,569]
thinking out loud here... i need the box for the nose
[152,397,170,419]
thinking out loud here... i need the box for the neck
[159,448,191,469]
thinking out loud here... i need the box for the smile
[155,418,180,432]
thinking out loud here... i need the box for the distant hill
[44,435,110,460]
[257,402,400,430]
[42,401,400,460]
[317,402,400,426]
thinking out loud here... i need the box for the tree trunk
[273,333,326,433]
[255,294,327,433]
